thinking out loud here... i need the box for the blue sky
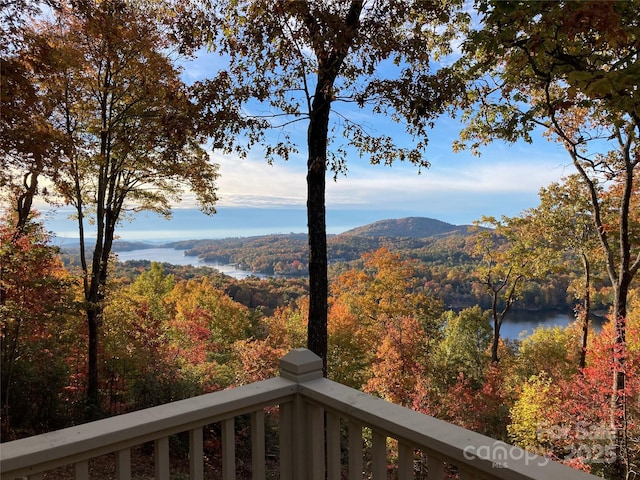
[37,6,581,240]
[176,47,576,227]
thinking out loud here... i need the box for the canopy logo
[463,441,550,469]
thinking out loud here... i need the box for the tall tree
[0,0,67,232]
[468,216,545,363]
[28,0,220,415]
[458,2,640,476]
[188,0,468,371]
[524,176,602,369]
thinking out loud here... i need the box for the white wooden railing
[1,348,599,480]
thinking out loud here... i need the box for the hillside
[151,217,475,277]
[99,215,576,313]
[341,217,470,238]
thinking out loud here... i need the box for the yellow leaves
[508,373,561,452]
[168,276,254,344]
[327,298,373,388]
[327,247,442,391]
[517,325,580,383]
[232,297,308,384]
[262,299,308,349]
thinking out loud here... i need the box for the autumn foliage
[1,211,639,480]
[2,2,639,478]
[0,217,78,436]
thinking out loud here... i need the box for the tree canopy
[458,2,640,476]
[185,0,469,370]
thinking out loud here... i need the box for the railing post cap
[279,348,323,382]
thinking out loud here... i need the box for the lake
[115,247,599,339]
[114,247,264,279]
[501,309,602,340]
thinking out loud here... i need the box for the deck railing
[1,348,599,480]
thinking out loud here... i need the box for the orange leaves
[0,218,73,323]
[232,299,308,384]
[364,315,429,407]
[327,299,369,387]
[328,247,442,397]
[233,338,285,384]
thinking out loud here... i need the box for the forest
[1,1,639,479]
[3,212,639,478]
[158,219,593,313]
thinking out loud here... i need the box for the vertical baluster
[371,431,386,480]
[251,409,266,480]
[309,404,325,480]
[116,448,132,480]
[189,427,204,480]
[348,421,363,480]
[427,454,445,480]
[74,460,89,480]
[155,437,170,480]
[279,402,293,480]
[222,417,235,480]
[459,470,480,480]
[397,442,413,480]
[326,412,341,480]
[291,395,306,478]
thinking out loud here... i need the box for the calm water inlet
[114,247,604,339]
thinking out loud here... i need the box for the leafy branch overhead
[179,0,470,370]
[186,0,469,168]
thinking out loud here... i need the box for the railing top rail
[1,348,602,480]
[1,377,296,477]
[295,360,600,480]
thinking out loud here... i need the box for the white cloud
[29,136,572,228]
[327,156,568,200]
[211,152,307,207]
[201,145,572,225]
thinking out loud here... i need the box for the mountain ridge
[339,216,471,239]
[96,216,472,252]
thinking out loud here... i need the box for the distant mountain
[340,217,469,238]
[57,239,159,253]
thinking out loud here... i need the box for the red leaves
[439,364,512,440]
[364,316,429,407]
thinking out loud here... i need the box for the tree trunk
[15,167,40,233]
[84,207,117,418]
[300,1,363,376]
[611,279,629,480]
[86,305,101,418]
[573,148,635,480]
[578,252,591,370]
[84,232,106,418]
[490,316,501,364]
[306,75,332,375]
[489,287,505,364]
